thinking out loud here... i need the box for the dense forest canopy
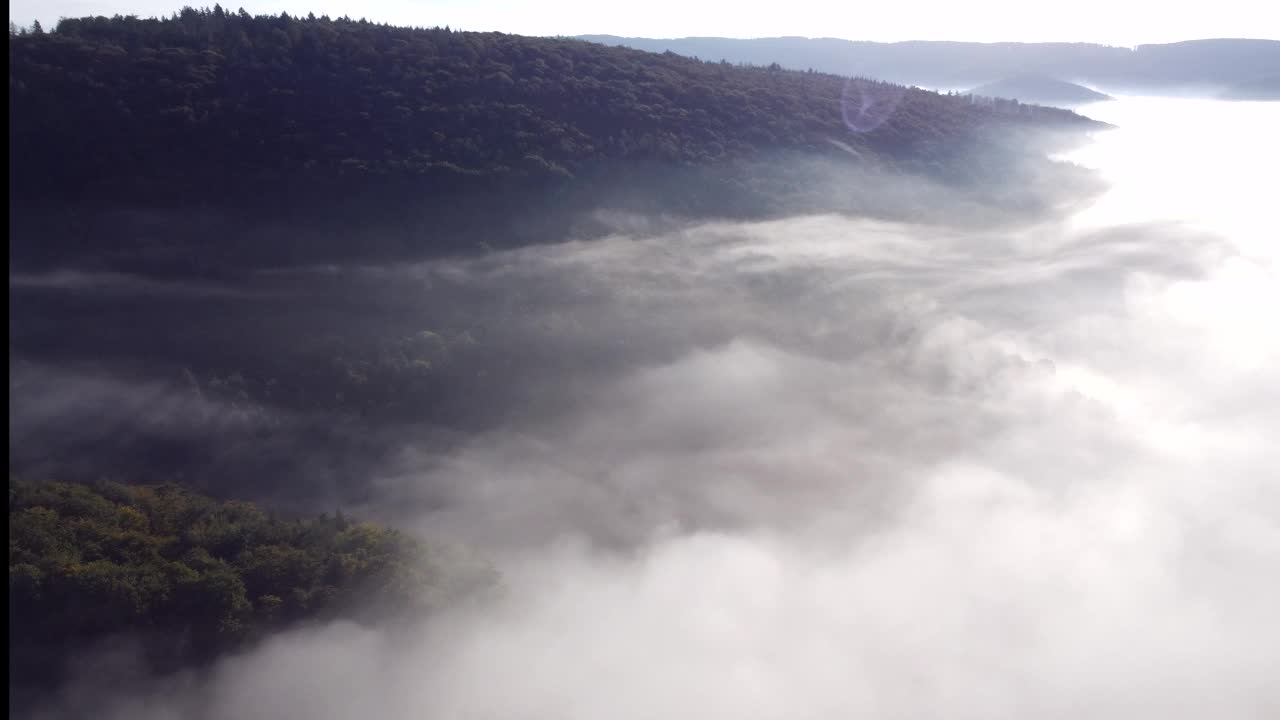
[9,8,1097,217]
[9,478,478,692]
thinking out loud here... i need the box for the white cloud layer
[26,97,1280,719]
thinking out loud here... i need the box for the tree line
[9,7,1096,217]
[9,478,478,691]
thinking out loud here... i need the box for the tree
[8,10,1098,268]
[9,479,458,690]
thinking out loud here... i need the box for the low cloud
[13,104,1280,717]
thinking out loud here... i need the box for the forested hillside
[8,9,1111,515]
[9,479,479,694]
[9,8,1096,219]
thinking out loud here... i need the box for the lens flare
[842,77,907,133]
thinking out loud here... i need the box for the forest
[9,9,1102,270]
[9,479,481,694]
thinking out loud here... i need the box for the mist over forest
[9,7,1280,719]
[578,35,1280,98]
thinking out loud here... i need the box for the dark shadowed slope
[8,12,1093,209]
[9,9,1104,271]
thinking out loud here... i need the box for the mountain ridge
[968,75,1113,106]
[576,35,1280,92]
[10,9,1105,272]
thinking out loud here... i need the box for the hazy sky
[9,0,1280,44]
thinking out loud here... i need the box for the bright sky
[9,0,1280,45]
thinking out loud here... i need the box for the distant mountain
[968,75,1113,106]
[1219,74,1280,100]
[576,36,1280,95]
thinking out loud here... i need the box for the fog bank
[21,97,1280,718]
